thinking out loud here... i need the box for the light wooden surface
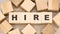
[0,1,13,14]
[0,10,5,21]
[21,0,35,12]
[41,24,56,34]
[48,0,59,11]
[41,12,52,23]
[10,0,23,7]
[8,28,20,34]
[0,20,13,34]
[35,0,47,11]
[9,12,20,24]
[22,24,36,34]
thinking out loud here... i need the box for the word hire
[9,12,52,24]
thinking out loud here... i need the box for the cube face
[1,1,13,14]
[29,13,42,24]
[9,12,20,24]
[8,28,20,34]
[0,20,13,34]
[10,0,23,7]
[41,12,52,23]
[41,24,56,34]
[53,13,60,27]
[35,0,47,11]
[48,0,59,11]
[22,24,36,34]
[0,11,5,21]
[21,0,35,12]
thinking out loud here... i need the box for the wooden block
[35,0,47,11]
[48,0,59,11]
[30,13,42,24]
[41,24,56,34]
[21,0,35,12]
[41,12,52,23]
[9,12,20,24]
[55,28,60,34]
[22,24,36,34]
[0,1,13,14]
[9,12,42,24]
[0,20,13,34]
[53,12,60,27]
[10,0,23,7]
[0,10,5,21]
[8,28,20,34]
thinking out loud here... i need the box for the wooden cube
[53,12,60,27]
[10,0,23,7]
[41,24,56,34]
[0,1,13,14]
[21,0,35,12]
[29,12,42,24]
[9,12,20,24]
[41,12,52,23]
[8,28,20,34]
[22,24,36,34]
[35,0,47,11]
[0,20,13,34]
[48,0,59,11]
[0,10,5,21]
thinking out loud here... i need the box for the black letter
[34,14,39,20]
[45,15,49,20]
[12,15,17,20]
[24,15,26,20]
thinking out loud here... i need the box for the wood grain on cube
[9,12,41,24]
[21,0,35,12]
[0,20,13,34]
[0,1,13,14]
[41,24,56,34]
[35,0,47,11]
[8,28,20,34]
[22,24,36,34]
[10,0,23,7]
[48,0,59,11]
[41,12,52,23]
[53,12,60,27]
[0,11,5,21]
